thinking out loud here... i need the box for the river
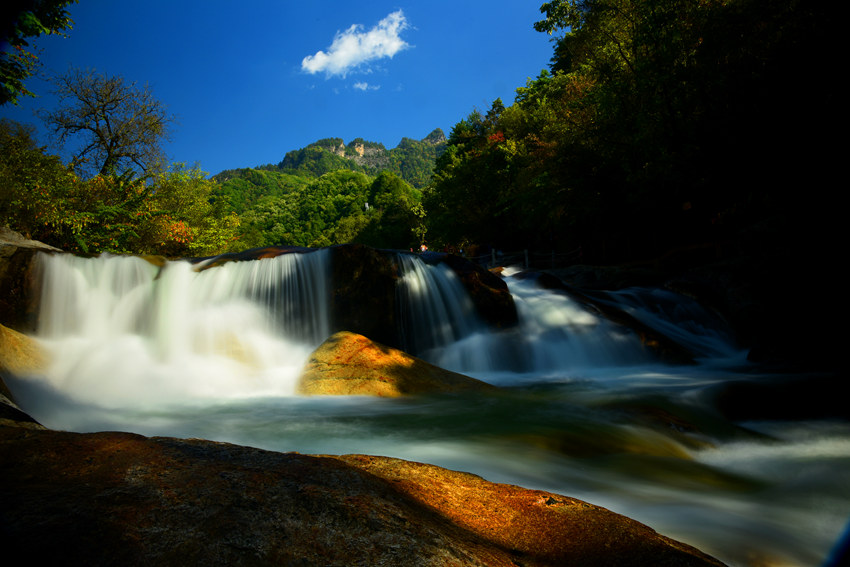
[8,251,849,567]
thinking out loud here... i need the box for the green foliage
[148,164,241,257]
[425,0,838,262]
[1,120,240,256]
[0,118,78,243]
[274,132,445,189]
[212,168,310,214]
[382,136,445,189]
[238,169,422,249]
[0,0,76,105]
[278,145,371,177]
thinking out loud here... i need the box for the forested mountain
[207,130,442,250]
[272,129,446,188]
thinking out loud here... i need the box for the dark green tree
[0,0,76,105]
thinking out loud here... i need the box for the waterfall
[413,265,654,376]
[34,250,331,407]
[14,250,845,567]
[32,251,664,403]
[395,253,483,355]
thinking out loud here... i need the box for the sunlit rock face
[297,331,496,397]
[0,324,46,428]
[0,422,728,567]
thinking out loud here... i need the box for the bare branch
[40,68,176,177]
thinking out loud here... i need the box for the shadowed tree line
[423,0,840,266]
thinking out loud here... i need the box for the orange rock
[0,425,727,566]
[0,323,47,379]
[297,331,497,396]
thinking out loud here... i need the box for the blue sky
[1,1,556,176]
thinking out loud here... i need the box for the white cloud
[353,82,380,91]
[301,10,410,78]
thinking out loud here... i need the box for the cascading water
[425,267,654,376]
[395,252,484,355]
[9,251,849,567]
[32,250,331,409]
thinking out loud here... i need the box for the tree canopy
[0,0,76,105]
[423,0,839,263]
[40,67,175,177]
[1,118,239,256]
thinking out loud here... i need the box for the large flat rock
[0,424,726,566]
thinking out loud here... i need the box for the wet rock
[424,251,518,329]
[328,244,402,348]
[297,331,496,397]
[0,227,59,333]
[0,323,46,378]
[0,423,727,567]
[0,324,47,428]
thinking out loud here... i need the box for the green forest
[1,0,839,265]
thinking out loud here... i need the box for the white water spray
[35,251,331,408]
[13,251,846,567]
[422,268,653,375]
[395,253,483,354]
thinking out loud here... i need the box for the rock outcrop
[0,420,726,566]
[297,331,496,397]
[0,323,47,428]
[422,251,518,329]
[0,227,59,333]
[328,244,402,348]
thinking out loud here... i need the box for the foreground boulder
[0,326,725,565]
[0,423,726,566]
[298,331,496,396]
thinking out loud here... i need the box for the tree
[41,68,175,177]
[147,164,241,257]
[0,0,76,105]
[0,118,77,242]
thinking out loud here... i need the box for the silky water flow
[9,251,850,567]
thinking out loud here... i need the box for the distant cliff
[275,128,446,189]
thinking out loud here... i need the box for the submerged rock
[297,331,496,397]
[0,422,727,567]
